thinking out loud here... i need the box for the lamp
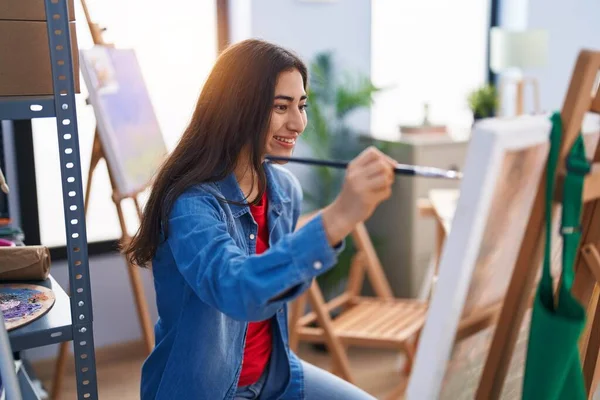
[490,27,548,115]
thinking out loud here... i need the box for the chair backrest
[288,216,395,335]
[295,210,394,301]
[349,223,394,299]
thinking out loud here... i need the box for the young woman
[126,39,396,400]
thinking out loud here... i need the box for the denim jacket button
[313,261,323,270]
[249,233,255,240]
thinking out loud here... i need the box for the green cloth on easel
[522,112,589,399]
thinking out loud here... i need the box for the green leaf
[336,74,382,120]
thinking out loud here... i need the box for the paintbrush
[266,155,463,180]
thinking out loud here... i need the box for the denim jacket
[140,162,343,399]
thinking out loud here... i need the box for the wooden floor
[34,343,407,399]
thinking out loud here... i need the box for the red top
[237,191,273,387]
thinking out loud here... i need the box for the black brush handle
[265,155,463,180]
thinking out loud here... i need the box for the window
[32,0,217,246]
[370,1,492,139]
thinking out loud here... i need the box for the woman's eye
[274,105,287,111]
[300,104,308,111]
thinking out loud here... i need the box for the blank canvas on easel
[79,46,167,197]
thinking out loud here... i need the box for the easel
[475,49,600,399]
[50,1,155,398]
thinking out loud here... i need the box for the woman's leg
[301,361,377,400]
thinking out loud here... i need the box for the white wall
[526,0,600,113]
[498,0,600,115]
[230,0,372,134]
[370,0,491,139]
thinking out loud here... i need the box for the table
[418,189,459,299]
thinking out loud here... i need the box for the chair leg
[307,282,355,383]
[401,341,416,375]
[289,292,307,353]
[329,344,348,377]
[385,380,408,400]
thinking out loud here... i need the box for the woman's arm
[167,194,340,322]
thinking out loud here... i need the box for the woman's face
[264,69,308,159]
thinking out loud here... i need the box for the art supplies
[0,246,50,282]
[0,283,55,331]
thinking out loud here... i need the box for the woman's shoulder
[266,163,302,201]
[170,183,224,217]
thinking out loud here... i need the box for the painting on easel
[405,112,600,399]
[405,115,553,399]
[79,46,168,197]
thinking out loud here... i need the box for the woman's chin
[266,146,295,159]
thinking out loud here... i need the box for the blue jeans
[234,359,376,400]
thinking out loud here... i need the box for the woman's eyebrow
[274,95,308,101]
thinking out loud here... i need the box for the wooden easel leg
[582,288,600,396]
[133,197,143,220]
[123,246,154,353]
[579,244,600,394]
[84,131,103,212]
[115,199,154,353]
[51,343,70,400]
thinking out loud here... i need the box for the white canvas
[405,114,553,399]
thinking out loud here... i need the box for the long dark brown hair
[124,39,308,268]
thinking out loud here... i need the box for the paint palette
[0,284,55,331]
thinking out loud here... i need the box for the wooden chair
[288,216,429,384]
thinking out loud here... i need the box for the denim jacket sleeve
[166,193,342,322]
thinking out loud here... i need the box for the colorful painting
[0,284,55,331]
[79,46,168,197]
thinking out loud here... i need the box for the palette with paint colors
[0,284,55,331]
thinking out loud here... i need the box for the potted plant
[467,84,499,121]
[299,51,387,297]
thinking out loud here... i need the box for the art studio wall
[496,0,600,116]
[526,0,600,113]
[370,0,492,139]
[230,0,372,134]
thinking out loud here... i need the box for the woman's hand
[321,146,397,246]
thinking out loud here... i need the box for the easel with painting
[402,49,600,399]
[474,49,600,399]
[51,1,167,397]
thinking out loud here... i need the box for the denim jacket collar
[215,161,291,218]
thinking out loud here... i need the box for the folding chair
[288,217,428,384]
